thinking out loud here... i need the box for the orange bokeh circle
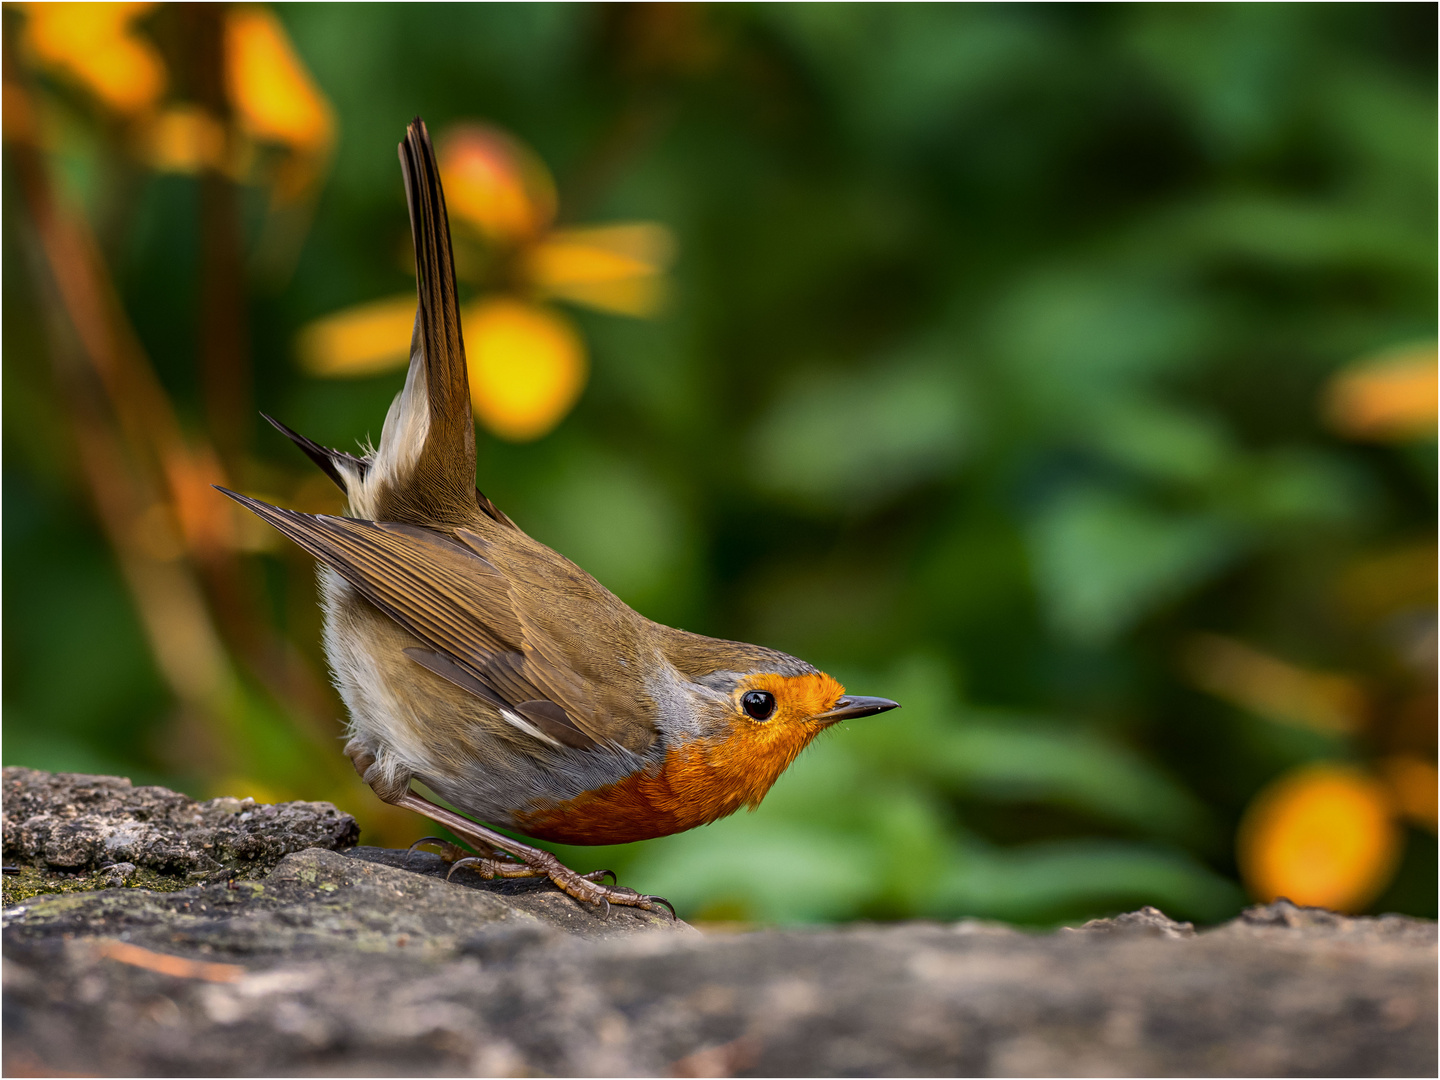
[1237,763,1402,913]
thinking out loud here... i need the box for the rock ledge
[3,768,1434,1077]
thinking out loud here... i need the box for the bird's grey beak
[816,696,900,722]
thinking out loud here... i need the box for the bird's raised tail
[349,117,477,526]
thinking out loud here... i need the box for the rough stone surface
[2,767,360,897]
[1068,903,1197,938]
[3,770,1436,1077]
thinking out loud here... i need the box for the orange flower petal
[526,224,676,316]
[22,2,165,115]
[1237,763,1401,912]
[464,299,586,441]
[225,7,334,153]
[543,223,677,269]
[534,274,669,318]
[163,444,235,559]
[297,294,415,377]
[1325,343,1438,442]
[529,240,655,287]
[439,124,556,242]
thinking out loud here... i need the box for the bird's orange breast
[513,722,820,846]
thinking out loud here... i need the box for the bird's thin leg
[409,836,567,881]
[409,836,505,863]
[346,740,653,910]
[409,837,614,885]
[390,789,660,910]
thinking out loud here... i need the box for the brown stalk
[5,71,340,769]
[8,114,236,774]
[182,3,252,467]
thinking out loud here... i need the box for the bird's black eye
[741,690,776,720]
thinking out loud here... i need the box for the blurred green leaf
[924,715,1211,844]
[1126,4,1308,159]
[1226,449,1367,529]
[0,713,143,782]
[630,820,877,923]
[751,352,972,509]
[1172,196,1433,274]
[767,5,1056,148]
[521,446,695,614]
[934,837,1244,925]
[994,270,1210,414]
[836,659,1210,842]
[1087,397,1234,486]
[1028,487,1241,643]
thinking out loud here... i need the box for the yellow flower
[299,120,674,442]
[140,105,228,174]
[526,224,675,317]
[298,296,418,378]
[298,296,588,444]
[465,299,587,442]
[20,2,335,206]
[440,124,556,243]
[226,7,334,154]
[21,2,165,116]
[225,6,335,201]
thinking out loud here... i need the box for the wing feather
[217,488,652,753]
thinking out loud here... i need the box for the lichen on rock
[2,767,359,903]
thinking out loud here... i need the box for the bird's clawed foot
[450,858,670,918]
[537,855,676,919]
[446,855,546,882]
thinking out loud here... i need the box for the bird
[219,117,899,915]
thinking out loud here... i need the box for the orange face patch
[741,670,847,723]
[513,670,848,845]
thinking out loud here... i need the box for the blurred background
[3,2,1434,927]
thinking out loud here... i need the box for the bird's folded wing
[218,489,654,753]
[450,528,664,755]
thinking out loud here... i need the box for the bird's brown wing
[451,528,667,751]
[217,489,659,754]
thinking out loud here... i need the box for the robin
[220,118,898,915]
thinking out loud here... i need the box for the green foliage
[4,3,1434,925]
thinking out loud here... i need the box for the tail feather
[262,413,369,492]
[396,117,475,501]
[353,118,477,525]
